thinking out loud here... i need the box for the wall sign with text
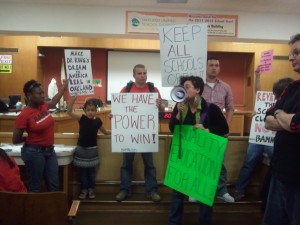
[126,11,238,37]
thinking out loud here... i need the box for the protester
[234,72,294,202]
[115,64,165,202]
[168,75,229,225]
[67,96,111,199]
[263,33,300,225]
[202,57,235,203]
[12,79,68,192]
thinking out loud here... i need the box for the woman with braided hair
[12,79,68,192]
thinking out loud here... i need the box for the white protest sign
[160,23,208,87]
[111,93,159,153]
[249,91,276,146]
[64,49,94,96]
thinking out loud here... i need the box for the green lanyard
[181,98,202,124]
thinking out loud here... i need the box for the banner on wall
[249,91,276,146]
[64,49,94,96]
[126,11,238,37]
[0,55,13,74]
[164,125,228,206]
[159,23,207,87]
[111,93,159,153]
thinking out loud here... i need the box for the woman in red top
[12,79,68,192]
[0,148,27,192]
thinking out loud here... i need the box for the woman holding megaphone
[168,75,229,225]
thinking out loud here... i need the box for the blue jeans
[120,152,157,195]
[80,167,96,190]
[216,161,228,196]
[235,143,273,195]
[168,190,212,225]
[21,145,59,192]
[263,175,300,225]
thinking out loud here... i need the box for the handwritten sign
[160,24,207,87]
[249,91,276,146]
[111,93,159,153]
[164,125,228,206]
[260,50,273,73]
[64,49,94,96]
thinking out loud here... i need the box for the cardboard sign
[160,23,207,87]
[64,49,94,96]
[164,125,228,206]
[260,50,273,73]
[111,93,159,153]
[249,91,276,146]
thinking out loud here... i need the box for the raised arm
[255,65,261,92]
[48,79,68,109]
[67,96,81,120]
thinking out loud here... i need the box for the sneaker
[79,189,87,199]
[217,193,235,203]
[88,189,96,199]
[149,192,161,202]
[115,191,128,202]
[188,197,198,203]
[234,191,245,202]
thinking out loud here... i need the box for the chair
[0,191,80,225]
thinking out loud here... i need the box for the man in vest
[115,64,165,202]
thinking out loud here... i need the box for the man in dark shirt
[263,33,300,225]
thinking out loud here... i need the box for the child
[67,96,111,199]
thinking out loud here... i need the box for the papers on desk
[0,112,21,116]
[0,143,22,152]
[0,144,76,166]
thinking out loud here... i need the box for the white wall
[0,2,299,42]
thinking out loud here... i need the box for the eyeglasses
[288,48,300,58]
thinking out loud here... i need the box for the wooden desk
[0,132,268,202]
[0,109,112,133]
[0,134,75,195]
[0,109,252,136]
[159,110,252,136]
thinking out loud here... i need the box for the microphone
[170,85,187,159]
[170,86,187,103]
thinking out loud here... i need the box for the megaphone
[170,86,187,103]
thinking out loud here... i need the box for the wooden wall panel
[0,36,296,113]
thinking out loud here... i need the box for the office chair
[0,191,80,225]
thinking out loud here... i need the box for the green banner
[164,125,228,206]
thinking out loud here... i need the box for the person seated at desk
[0,148,27,192]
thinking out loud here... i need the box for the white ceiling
[0,0,299,15]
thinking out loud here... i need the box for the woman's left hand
[194,124,209,132]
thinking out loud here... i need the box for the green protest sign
[164,125,228,206]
